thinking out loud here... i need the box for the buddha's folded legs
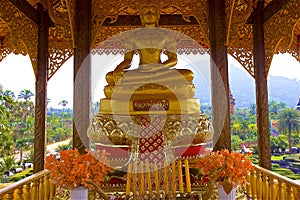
[106,68,194,86]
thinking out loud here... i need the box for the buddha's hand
[139,63,165,72]
[113,69,124,84]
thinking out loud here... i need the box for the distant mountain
[230,65,300,108]
[194,65,300,108]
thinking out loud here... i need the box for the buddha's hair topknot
[138,0,162,11]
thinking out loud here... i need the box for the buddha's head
[139,0,161,27]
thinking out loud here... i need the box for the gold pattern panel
[46,0,74,46]
[91,0,209,48]
[46,0,75,80]
[287,20,300,62]
[0,22,13,62]
[48,48,73,80]
[0,47,12,63]
[225,0,258,46]
[0,0,38,76]
[87,114,213,147]
[91,25,209,56]
[228,48,255,78]
[48,27,74,80]
[264,0,300,73]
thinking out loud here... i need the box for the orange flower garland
[196,149,254,187]
[45,149,110,189]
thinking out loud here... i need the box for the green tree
[278,108,300,153]
[249,103,256,116]
[0,86,14,156]
[269,100,279,115]
[58,100,68,128]
[270,135,288,153]
[231,135,243,151]
[55,143,72,153]
[247,123,257,141]
[24,149,34,163]
[17,89,34,126]
[0,130,14,157]
[0,156,16,173]
[232,122,241,135]
[17,89,34,101]
[3,90,15,108]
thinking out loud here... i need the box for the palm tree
[18,89,34,101]
[17,89,34,125]
[58,100,68,128]
[278,108,300,153]
[269,100,279,115]
[58,100,68,108]
[249,103,256,116]
[3,90,15,108]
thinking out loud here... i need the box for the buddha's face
[140,4,159,27]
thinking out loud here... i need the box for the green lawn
[271,154,289,161]
[251,154,300,180]
[9,168,33,182]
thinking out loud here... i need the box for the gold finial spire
[138,0,161,10]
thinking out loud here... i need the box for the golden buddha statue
[104,1,195,101]
[88,0,213,155]
[96,0,207,116]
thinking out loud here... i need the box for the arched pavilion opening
[0,0,299,174]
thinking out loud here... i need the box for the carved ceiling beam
[8,0,39,25]
[263,0,291,23]
[247,0,292,24]
[0,0,38,75]
[102,14,199,27]
[226,0,236,46]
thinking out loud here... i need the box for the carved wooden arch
[0,20,13,63]
[47,26,74,80]
[287,19,300,61]
[44,0,74,80]
[0,0,38,76]
[264,0,300,76]
[228,0,300,78]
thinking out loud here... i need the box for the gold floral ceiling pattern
[0,0,298,79]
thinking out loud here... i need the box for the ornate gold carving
[133,99,169,111]
[230,0,258,24]
[48,27,73,80]
[88,115,134,146]
[228,47,255,77]
[264,0,300,73]
[0,0,297,81]
[0,0,38,75]
[88,114,213,148]
[0,47,12,62]
[287,18,300,62]
[46,0,74,80]
[91,0,209,48]
[0,24,13,62]
[91,26,209,56]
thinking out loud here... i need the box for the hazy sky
[0,53,299,108]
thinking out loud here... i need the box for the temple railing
[245,165,300,200]
[1,163,300,199]
[0,170,56,200]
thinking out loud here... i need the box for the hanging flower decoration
[196,149,254,188]
[45,149,110,189]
